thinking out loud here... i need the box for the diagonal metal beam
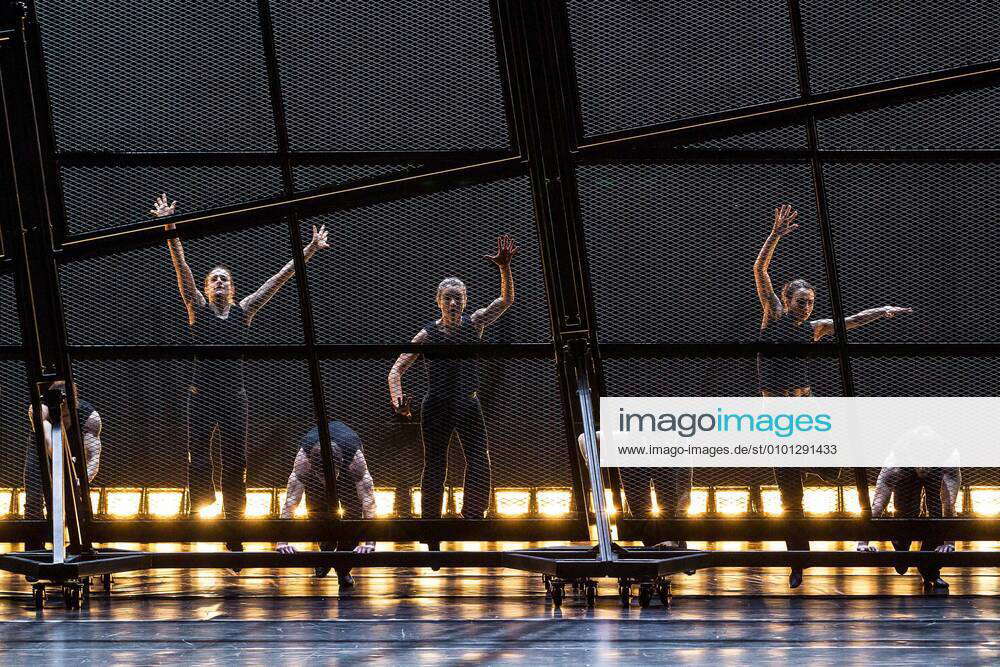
[578,60,1000,157]
[56,156,526,261]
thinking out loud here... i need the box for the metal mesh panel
[675,124,808,151]
[71,359,313,497]
[302,177,548,344]
[323,356,571,517]
[578,163,829,343]
[852,356,999,494]
[34,1,276,152]
[292,165,420,193]
[799,1,1000,94]
[0,273,20,345]
[60,223,305,346]
[269,0,510,151]
[565,0,800,137]
[817,86,1000,150]
[59,166,284,237]
[824,162,1000,343]
[0,361,29,491]
[602,356,844,517]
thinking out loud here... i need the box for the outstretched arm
[277,450,309,553]
[388,329,428,418]
[471,234,518,331]
[857,467,898,551]
[241,225,330,324]
[754,205,799,325]
[348,450,377,553]
[154,195,205,324]
[27,403,53,458]
[812,306,914,340]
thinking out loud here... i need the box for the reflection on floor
[1,541,998,663]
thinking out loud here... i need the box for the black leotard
[422,315,481,398]
[757,314,813,393]
[190,302,246,391]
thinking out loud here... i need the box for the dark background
[3,1,999,503]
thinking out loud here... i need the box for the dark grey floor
[1,541,998,665]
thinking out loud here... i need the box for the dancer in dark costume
[754,204,912,588]
[277,420,377,588]
[155,194,330,556]
[388,235,517,554]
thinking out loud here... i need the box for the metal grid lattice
[817,86,1000,150]
[0,273,21,345]
[565,0,801,137]
[322,356,573,517]
[301,177,549,344]
[577,163,829,343]
[59,166,284,237]
[824,162,1000,343]
[799,0,1000,94]
[34,0,277,152]
[675,124,809,151]
[268,0,510,151]
[0,361,30,493]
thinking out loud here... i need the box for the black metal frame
[3,0,1000,586]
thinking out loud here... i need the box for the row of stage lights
[4,486,1000,519]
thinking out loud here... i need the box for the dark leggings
[892,470,944,579]
[774,467,809,552]
[420,393,491,519]
[187,387,248,519]
[620,468,692,517]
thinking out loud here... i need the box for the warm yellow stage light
[803,486,839,515]
[245,489,274,518]
[588,489,617,517]
[374,488,395,518]
[686,488,709,516]
[277,491,309,517]
[715,488,749,516]
[107,489,142,517]
[89,489,101,513]
[760,486,784,515]
[537,488,572,517]
[147,489,184,517]
[452,488,464,515]
[17,491,25,516]
[495,489,531,517]
[410,488,449,517]
[198,492,224,519]
[971,487,1000,517]
[0,489,12,516]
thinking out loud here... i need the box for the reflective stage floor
[1,541,998,664]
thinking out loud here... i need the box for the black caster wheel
[32,584,44,610]
[62,586,75,610]
[585,581,598,607]
[637,582,653,608]
[617,578,631,607]
[551,581,565,609]
[657,578,672,606]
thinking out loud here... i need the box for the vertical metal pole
[48,395,64,563]
[786,0,870,513]
[576,361,613,561]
